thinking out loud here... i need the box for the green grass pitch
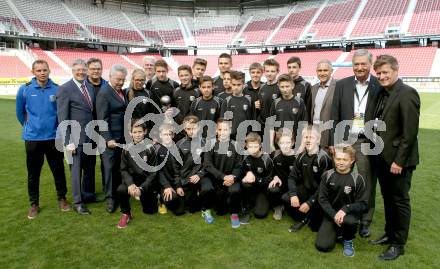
[0,93,439,269]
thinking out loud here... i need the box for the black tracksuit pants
[183,177,214,213]
[25,140,67,205]
[282,192,323,232]
[117,182,158,215]
[315,214,359,252]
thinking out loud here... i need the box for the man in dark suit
[330,49,381,238]
[310,59,337,151]
[96,64,128,213]
[57,59,95,215]
[370,55,420,261]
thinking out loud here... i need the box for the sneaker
[158,203,168,214]
[58,198,71,212]
[230,214,240,229]
[27,204,40,219]
[117,213,132,229]
[343,240,355,257]
[202,209,214,224]
[240,209,250,225]
[273,205,284,220]
[288,219,308,233]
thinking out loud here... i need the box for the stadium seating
[0,55,30,77]
[123,53,179,80]
[271,7,318,44]
[231,54,271,72]
[239,13,285,45]
[333,47,437,78]
[350,0,409,38]
[408,0,440,35]
[274,50,343,77]
[149,16,185,46]
[128,13,164,45]
[13,0,83,39]
[53,49,136,79]
[309,0,361,40]
[0,0,27,33]
[30,47,68,77]
[190,15,240,47]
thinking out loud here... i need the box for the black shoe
[379,245,405,261]
[106,199,117,213]
[359,224,371,238]
[239,208,250,224]
[288,219,308,233]
[73,204,91,215]
[369,234,390,245]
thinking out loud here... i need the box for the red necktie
[80,84,93,110]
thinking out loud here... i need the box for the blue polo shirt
[16,77,59,141]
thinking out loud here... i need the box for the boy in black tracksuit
[220,71,256,141]
[213,53,233,95]
[216,71,232,101]
[190,76,223,139]
[287,56,312,113]
[241,132,274,223]
[117,121,159,228]
[257,59,280,128]
[203,119,243,227]
[269,74,308,146]
[316,144,367,257]
[269,128,296,220]
[243,62,263,105]
[156,124,185,215]
[173,65,200,125]
[146,60,179,109]
[283,126,332,232]
[176,115,214,216]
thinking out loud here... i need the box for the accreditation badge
[352,112,365,134]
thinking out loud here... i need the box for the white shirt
[313,79,330,123]
[354,75,370,114]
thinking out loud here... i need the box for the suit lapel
[381,80,402,119]
[108,84,126,105]
[322,79,335,107]
[364,78,378,120]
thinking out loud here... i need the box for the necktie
[80,84,93,110]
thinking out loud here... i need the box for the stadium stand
[127,13,164,45]
[231,53,271,72]
[333,47,437,78]
[13,0,83,39]
[350,0,410,38]
[30,47,68,77]
[189,15,241,47]
[239,12,285,45]
[309,0,361,40]
[172,55,219,77]
[0,55,30,77]
[408,0,440,35]
[148,16,185,46]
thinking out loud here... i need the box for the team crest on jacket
[210,108,216,114]
[289,165,294,170]
[292,108,298,114]
[243,104,248,111]
[49,95,56,102]
[312,166,318,173]
[142,98,147,104]
[344,186,352,194]
[227,150,232,157]
[190,96,195,102]
[143,155,148,162]
[272,94,277,100]
[257,167,263,173]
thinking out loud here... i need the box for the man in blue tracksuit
[16,60,69,219]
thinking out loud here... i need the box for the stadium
[0,0,439,268]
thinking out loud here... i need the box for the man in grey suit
[370,55,420,261]
[330,49,381,238]
[310,59,337,152]
[96,64,128,213]
[57,59,95,215]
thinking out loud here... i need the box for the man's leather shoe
[369,234,390,245]
[106,199,117,213]
[73,204,91,215]
[379,245,404,261]
[359,224,371,238]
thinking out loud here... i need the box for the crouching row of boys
[120,115,368,257]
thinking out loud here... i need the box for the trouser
[211,181,241,215]
[101,146,123,200]
[183,177,214,213]
[241,181,272,219]
[162,189,186,216]
[82,152,105,201]
[282,192,323,232]
[376,158,413,246]
[267,185,287,208]
[315,214,359,252]
[353,138,377,225]
[70,145,95,205]
[25,140,67,206]
[117,182,158,214]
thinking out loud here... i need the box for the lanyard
[354,84,369,113]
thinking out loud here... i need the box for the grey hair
[109,64,128,77]
[353,49,373,63]
[143,56,156,64]
[317,59,333,70]
[71,59,87,69]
